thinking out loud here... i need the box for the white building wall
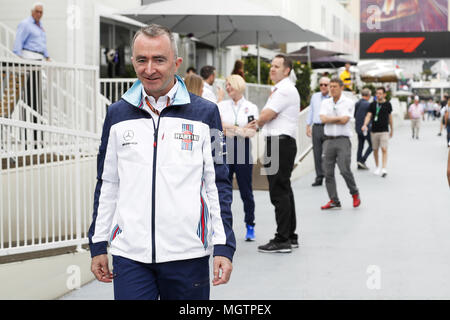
[0,0,141,65]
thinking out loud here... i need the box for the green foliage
[242,56,271,84]
[293,61,312,110]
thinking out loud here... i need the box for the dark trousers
[312,124,325,181]
[447,124,450,144]
[356,132,373,163]
[264,136,298,243]
[112,255,210,300]
[228,163,255,226]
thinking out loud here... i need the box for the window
[333,16,340,38]
[321,6,326,32]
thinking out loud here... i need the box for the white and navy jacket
[88,75,236,264]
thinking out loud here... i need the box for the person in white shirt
[218,75,259,241]
[200,65,224,104]
[306,77,330,186]
[255,54,300,253]
[408,96,424,139]
[319,78,361,210]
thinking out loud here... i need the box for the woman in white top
[218,75,259,241]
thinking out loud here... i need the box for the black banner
[360,32,450,59]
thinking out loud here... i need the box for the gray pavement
[60,120,450,300]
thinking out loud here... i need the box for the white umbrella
[119,0,329,83]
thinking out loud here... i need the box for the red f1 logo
[366,37,425,53]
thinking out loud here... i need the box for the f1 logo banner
[360,32,450,59]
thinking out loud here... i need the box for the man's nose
[144,61,154,74]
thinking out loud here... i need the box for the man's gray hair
[361,88,371,97]
[32,2,44,10]
[330,77,344,87]
[131,24,178,58]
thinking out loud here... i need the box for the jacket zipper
[150,114,162,263]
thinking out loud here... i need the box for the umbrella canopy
[119,0,329,82]
[288,45,345,62]
[310,55,357,69]
[120,0,328,47]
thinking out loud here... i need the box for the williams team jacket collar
[122,74,191,108]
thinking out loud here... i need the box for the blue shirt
[13,16,48,58]
[306,91,329,125]
[354,98,371,134]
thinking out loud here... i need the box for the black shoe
[290,238,299,248]
[258,239,292,253]
[311,179,323,187]
[357,161,369,170]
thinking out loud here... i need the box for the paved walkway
[60,120,450,300]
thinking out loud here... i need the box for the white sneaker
[373,167,381,176]
[381,168,387,178]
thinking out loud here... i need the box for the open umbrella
[288,45,345,66]
[119,0,329,83]
[309,55,357,69]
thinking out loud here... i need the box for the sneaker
[258,239,292,253]
[290,238,299,248]
[373,167,381,176]
[245,225,255,241]
[381,168,387,178]
[357,161,369,170]
[352,194,361,208]
[321,200,342,210]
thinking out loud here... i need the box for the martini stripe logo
[174,123,199,151]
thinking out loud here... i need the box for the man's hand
[217,87,225,103]
[306,125,312,138]
[212,256,232,286]
[91,254,114,283]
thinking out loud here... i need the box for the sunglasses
[319,84,328,87]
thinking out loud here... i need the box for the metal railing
[0,118,99,256]
[0,22,16,59]
[99,78,135,106]
[0,56,103,256]
[1,58,104,134]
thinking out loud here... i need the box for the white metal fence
[1,58,104,134]
[0,118,99,256]
[0,57,103,256]
[0,22,16,59]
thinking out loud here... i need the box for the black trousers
[356,132,373,164]
[264,136,298,243]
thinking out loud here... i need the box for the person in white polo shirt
[255,54,300,253]
[218,75,259,241]
[319,78,361,210]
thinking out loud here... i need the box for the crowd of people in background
[181,53,450,253]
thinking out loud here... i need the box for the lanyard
[145,96,170,116]
[231,100,243,126]
[374,102,382,122]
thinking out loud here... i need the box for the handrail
[0,56,98,71]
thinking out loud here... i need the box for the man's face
[319,79,330,95]
[329,81,343,99]
[376,89,386,101]
[269,58,290,84]
[31,6,43,22]
[207,71,216,85]
[131,34,182,99]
